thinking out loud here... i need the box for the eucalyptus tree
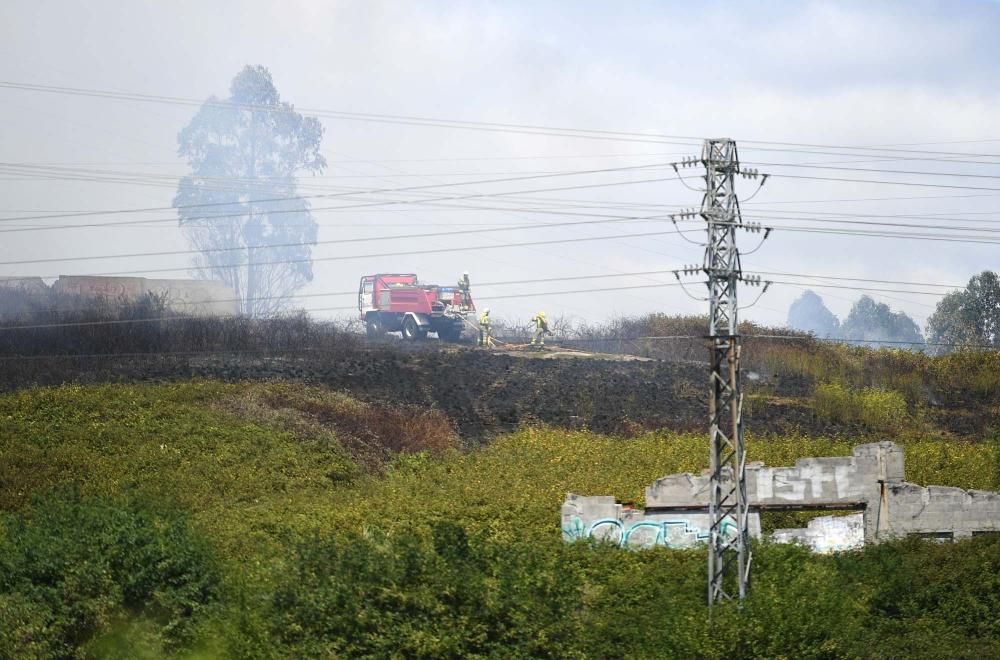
[927,271,1000,351]
[174,65,325,316]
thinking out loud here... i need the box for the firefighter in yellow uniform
[479,308,494,348]
[458,271,471,309]
[530,311,549,347]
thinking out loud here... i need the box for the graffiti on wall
[562,515,737,549]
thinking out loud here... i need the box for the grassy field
[2,380,999,657]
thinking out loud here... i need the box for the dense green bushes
[249,523,582,658]
[833,536,1000,658]
[3,382,1000,657]
[0,492,1000,658]
[201,529,1000,658]
[0,489,219,658]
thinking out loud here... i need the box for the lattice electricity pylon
[672,139,769,606]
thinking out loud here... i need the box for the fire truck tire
[365,317,385,338]
[402,316,424,341]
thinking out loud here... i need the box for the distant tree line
[787,270,1000,353]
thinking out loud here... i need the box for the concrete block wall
[886,484,1000,538]
[564,442,1000,553]
[772,513,865,553]
[644,441,903,510]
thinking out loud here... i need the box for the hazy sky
[2,0,999,329]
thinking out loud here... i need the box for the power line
[744,161,1000,181]
[769,172,1000,192]
[0,161,673,224]
[744,215,1000,235]
[703,218,1000,246]
[759,273,939,312]
[0,280,696,332]
[3,80,999,162]
[0,163,660,180]
[507,193,1000,220]
[0,151,688,167]
[5,203,1000,285]
[0,175,677,234]
[3,181,998,237]
[863,138,1000,148]
[748,224,1000,246]
[7,201,1000,274]
[745,334,999,349]
[2,268,689,317]
[0,210,675,267]
[748,206,1000,223]
[765,280,950,297]
[8,157,1000,191]
[4,165,999,235]
[5,183,1000,262]
[0,229,688,282]
[6,157,1000,215]
[749,271,964,289]
[743,191,1000,205]
[642,334,1000,351]
[1,268,965,320]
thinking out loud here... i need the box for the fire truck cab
[358,273,473,341]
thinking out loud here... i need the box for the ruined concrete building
[562,442,1000,553]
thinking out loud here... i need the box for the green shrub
[932,349,1000,399]
[833,536,1000,657]
[243,524,584,658]
[859,387,908,431]
[0,489,220,657]
[814,383,908,432]
[814,382,857,421]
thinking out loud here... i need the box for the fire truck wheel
[402,316,423,341]
[365,317,385,338]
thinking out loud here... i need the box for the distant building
[0,276,49,296]
[0,275,238,317]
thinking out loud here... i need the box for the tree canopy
[841,295,924,348]
[786,291,925,348]
[926,271,1000,351]
[174,65,326,316]
[787,290,840,338]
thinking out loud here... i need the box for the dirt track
[0,341,861,441]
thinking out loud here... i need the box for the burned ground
[2,309,996,440]
[0,341,874,441]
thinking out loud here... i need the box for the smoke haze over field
[1,1,999,328]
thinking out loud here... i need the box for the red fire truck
[358,273,474,341]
